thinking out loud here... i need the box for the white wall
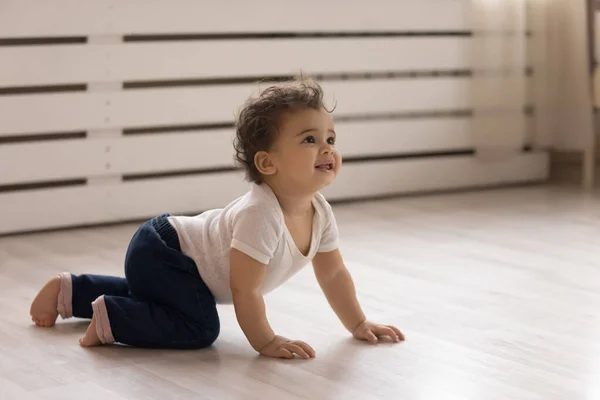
[0,0,549,234]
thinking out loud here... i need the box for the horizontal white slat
[338,118,473,157]
[0,78,484,136]
[0,152,549,235]
[0,138,109,185]
[0,129,235,185]
[323,152,548,200]
[0,0,469,38]
[0,118,474,185]
[1,37,470,86]
[0,172,250,235]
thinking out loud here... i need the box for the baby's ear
[254,151,276,176]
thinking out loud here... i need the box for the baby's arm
[230,248,315,359]
[229,248,275,351]
[312,249,404,343]
[312,249,367,332]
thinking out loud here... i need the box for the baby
[29,78,404,359]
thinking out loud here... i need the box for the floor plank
[1,185,599,399]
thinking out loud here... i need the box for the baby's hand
[259,335,316,359]
[352,320,404,344]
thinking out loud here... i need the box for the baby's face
[268,108,341,193]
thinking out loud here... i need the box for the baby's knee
[204,326,220,347]
[193,320,220,349]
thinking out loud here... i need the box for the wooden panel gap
[0,37,87,46]
[124,123,234,135]
[122,70,474,89]
[0,179,87,193]
[0,132,87,144]
[334,110,473,122]
[0,84,87,95]
[343,150,475,163]
[122,166,239,181]
[123,31,473,42]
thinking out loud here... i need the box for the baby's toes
[79,334,100,347]
[35,315,54,327]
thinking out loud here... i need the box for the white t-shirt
[167,183,339,304]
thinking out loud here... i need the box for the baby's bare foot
[79,313,102,347]
[30,276,61,327]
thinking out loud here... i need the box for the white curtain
[470,0,594,159]
[470,0,528,160]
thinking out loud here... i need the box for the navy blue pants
[70,214,220,349]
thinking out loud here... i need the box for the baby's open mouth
[315,162,334,171]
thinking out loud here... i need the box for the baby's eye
[303,136,316,144]
[327,137,336,145]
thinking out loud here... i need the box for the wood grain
[1,185,599,399]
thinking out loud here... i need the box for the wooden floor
[2,184,600,400]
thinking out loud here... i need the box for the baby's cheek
[334,152,342,169]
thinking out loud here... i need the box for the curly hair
[233,77,330,184]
